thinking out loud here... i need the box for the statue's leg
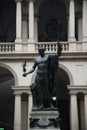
[36,76,44,109]
[42,74,52,107]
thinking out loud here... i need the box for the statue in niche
[23,41,62,110]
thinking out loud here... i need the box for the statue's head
[38,47,46,56]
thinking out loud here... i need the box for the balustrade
[0,43,15,52]
[0,41,86,53]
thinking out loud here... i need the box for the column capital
[13,91,22,95]
[69,91,78,95]
[83,92,87,95]
[27,91,32,95]
[68,86,87,93]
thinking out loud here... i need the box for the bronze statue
[23,41,62,110]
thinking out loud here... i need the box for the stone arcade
[0,0,87,130]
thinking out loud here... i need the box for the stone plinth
[29,109,61,130]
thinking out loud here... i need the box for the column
[70,93,79,130]
[82,0,87,51]
[84,94,87,130]
[15,0,22,42]
[79,99,85,130]
[28,0,35,42]
[68,0,75,41]
[34,16,38,42]
[14,93,21,130]
[28,93,33,129]
[78,17,82,41]
[76,17,82,51]
[82,0,87,41]
[22,15,28,42]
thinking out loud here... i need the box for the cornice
[68,85,87,95]
[12,86,31,95]
[0,52,87,61]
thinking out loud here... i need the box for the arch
[59,63,74,85]
[0,63,18,85]
[36,0,69,16]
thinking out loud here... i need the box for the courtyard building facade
[0,0,87,130]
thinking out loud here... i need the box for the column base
[15,42,22,52]
[27,38,35,43]
[15,38,22,43]
[82,36,87,41]
[68,38,76,51]
[68,37,76,41]
[82,42,87,51]
[82,36,87,51]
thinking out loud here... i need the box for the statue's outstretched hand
[23,73,27,77]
